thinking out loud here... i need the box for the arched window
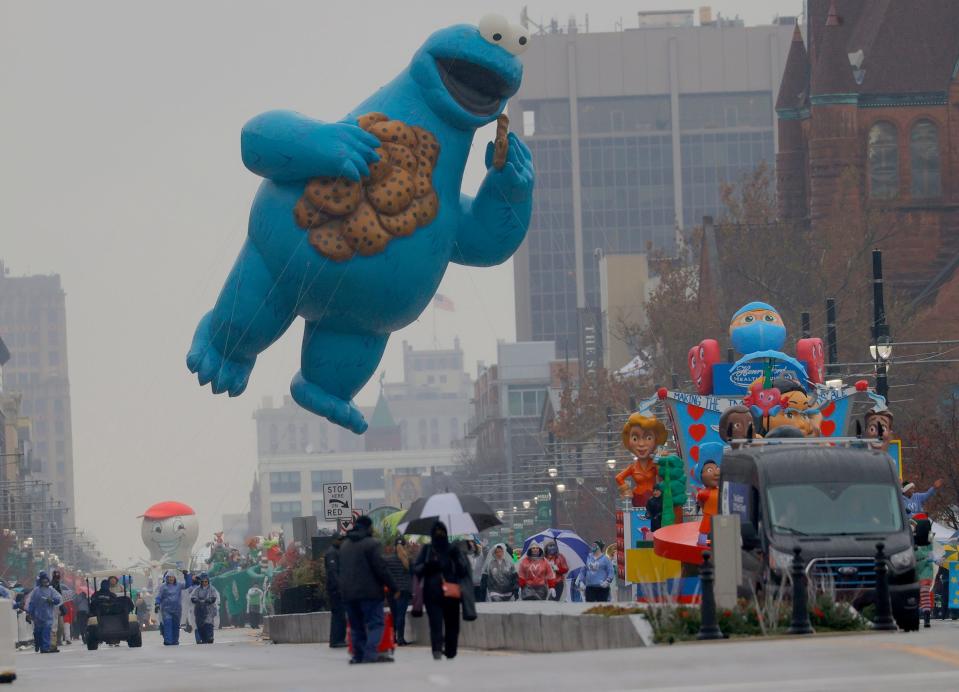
[868,123,899,199]
[910,120,941,198]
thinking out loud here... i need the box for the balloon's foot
[291,372,368,434]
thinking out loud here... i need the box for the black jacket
[337,526,396,602]
[414,543,475,620]
[414,544,470,595]
[384,553,412,595]
[324,545,341,598]
[645,495,663,531]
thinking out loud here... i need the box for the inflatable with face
[140,501,199,567]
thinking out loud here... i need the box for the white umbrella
[397,493,501,536]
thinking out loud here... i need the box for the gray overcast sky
[0,0,802,564]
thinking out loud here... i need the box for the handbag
[441,579,462,600]
[411,575,424,617]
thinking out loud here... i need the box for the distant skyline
[0,0,803,564]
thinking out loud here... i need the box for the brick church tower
[775,0,959,314]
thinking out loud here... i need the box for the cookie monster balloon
[186,15,535,433]
[728,302,807,385]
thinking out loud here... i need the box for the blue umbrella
[523,529,590,571]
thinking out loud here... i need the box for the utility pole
[826,299,838,376]
[872,250,890,400]
[801,312,811,338]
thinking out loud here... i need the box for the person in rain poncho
[154,571,191,645]
[517,545,556,601]
[26,572,62,653]
[483,543,518,602]
[463,540,486,603]
[191,573,220,644]
[543,542,569,601]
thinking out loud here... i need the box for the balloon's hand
[483,133,534,204]
[308,123,382,182]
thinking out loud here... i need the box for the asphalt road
[12,619,959,692]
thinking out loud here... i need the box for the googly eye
[479,14,510,46]
[744,315,754,323]
[764,314,775,322]
[504,24,530,55]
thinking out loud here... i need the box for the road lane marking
[876,643,959,668]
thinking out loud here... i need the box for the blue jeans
[346,599,385,663]
[161,612,181,645]
[389,592,410,643]
[34,623,52,652]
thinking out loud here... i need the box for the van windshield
[766,482,903,536]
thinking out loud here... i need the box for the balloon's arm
[240,110,380,183]
[451,134,533,267]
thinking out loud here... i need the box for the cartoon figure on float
[186,15,535,434]
[140,501,200,568]
[765,378,823,437]
[688,302,823,397]
[863,408,894,453]
[718,404,755,448]
[617,414,686,525]
[695,443,724,546]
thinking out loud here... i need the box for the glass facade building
[512,20,794,356]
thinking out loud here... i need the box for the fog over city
[1,0,801,564]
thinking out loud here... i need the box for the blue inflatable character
[728,302,807,384]
[187,15,535,433]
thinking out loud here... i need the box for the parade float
[613,301,893,601]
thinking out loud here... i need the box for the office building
[511,10,795,358]
[467,341,556,473]
[0,261,76,524]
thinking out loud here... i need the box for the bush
[645,595,866,643]
[583,605,644,617]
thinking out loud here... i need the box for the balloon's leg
[187,240,297,396]
[291,326,388,434]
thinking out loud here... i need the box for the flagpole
[432,303,438,349]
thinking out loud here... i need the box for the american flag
[432,294,455,311]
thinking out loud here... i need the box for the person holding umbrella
[413,522,472,660]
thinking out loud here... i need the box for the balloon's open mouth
[435,57,511,116]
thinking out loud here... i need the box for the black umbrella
[397,492,502,536]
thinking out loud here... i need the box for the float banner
[712,362,803,395]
